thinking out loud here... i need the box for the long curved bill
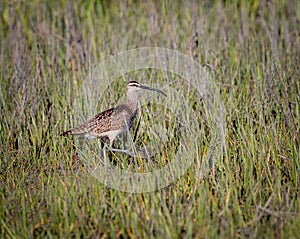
[140,84,167,97]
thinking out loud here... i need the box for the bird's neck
[125,91,138,111]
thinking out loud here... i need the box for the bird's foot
[108,147,135,157]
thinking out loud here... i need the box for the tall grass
[0,0,299,238]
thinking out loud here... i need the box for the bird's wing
[64,104,135,136]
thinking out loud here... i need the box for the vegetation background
[0,0,299,238]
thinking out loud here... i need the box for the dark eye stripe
[128,81,140,87]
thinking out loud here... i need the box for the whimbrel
[62,81,166,161]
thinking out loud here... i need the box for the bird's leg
[102,142,107,165]
[108,141,135,157]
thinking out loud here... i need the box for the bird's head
[125,81,167,97]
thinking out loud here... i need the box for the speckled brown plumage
[62,104,137,139]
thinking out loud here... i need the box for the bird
[62,81,167,162]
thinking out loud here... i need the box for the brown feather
[62,104,137,138]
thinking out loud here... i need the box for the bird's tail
[61,130,72,136]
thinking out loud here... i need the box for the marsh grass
[1,1,299,238]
